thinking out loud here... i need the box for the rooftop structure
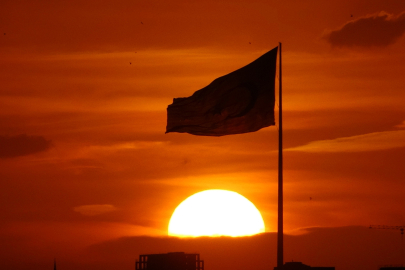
[274,261,335,270]
[136,252,204,270]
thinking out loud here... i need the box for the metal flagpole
[277,42,283,269]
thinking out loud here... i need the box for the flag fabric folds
[166,47,278,136]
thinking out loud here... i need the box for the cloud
[73,204,118,216]
[324,11,405,47]
[0,134,52,158]
[287,130,405,152]
[86,227,403,270]
[395,120,405,128]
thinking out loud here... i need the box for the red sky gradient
[1,1,405,269]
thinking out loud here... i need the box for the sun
[168,189,265,237]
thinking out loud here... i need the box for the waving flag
[166,47,278,136]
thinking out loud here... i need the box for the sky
[1,0,405,269]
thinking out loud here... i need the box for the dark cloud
[324,11,405,47]
[85,227,403,270]
[0,134,52,158]
[88,233,276,270]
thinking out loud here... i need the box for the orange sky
[1,0,405,269]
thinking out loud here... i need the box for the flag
[166,46,278,136]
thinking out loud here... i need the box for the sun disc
[168,189,265,237]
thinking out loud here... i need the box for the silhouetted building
[136,252,204,270]
[274,261,335,270]
[379,267,405,270]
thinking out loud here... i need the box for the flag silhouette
[166,47,278,136]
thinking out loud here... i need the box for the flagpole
[277,42,283,269]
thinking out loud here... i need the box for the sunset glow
[1,1,405,269]
[168,190,265,237]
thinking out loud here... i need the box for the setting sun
[168,189,265,237]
